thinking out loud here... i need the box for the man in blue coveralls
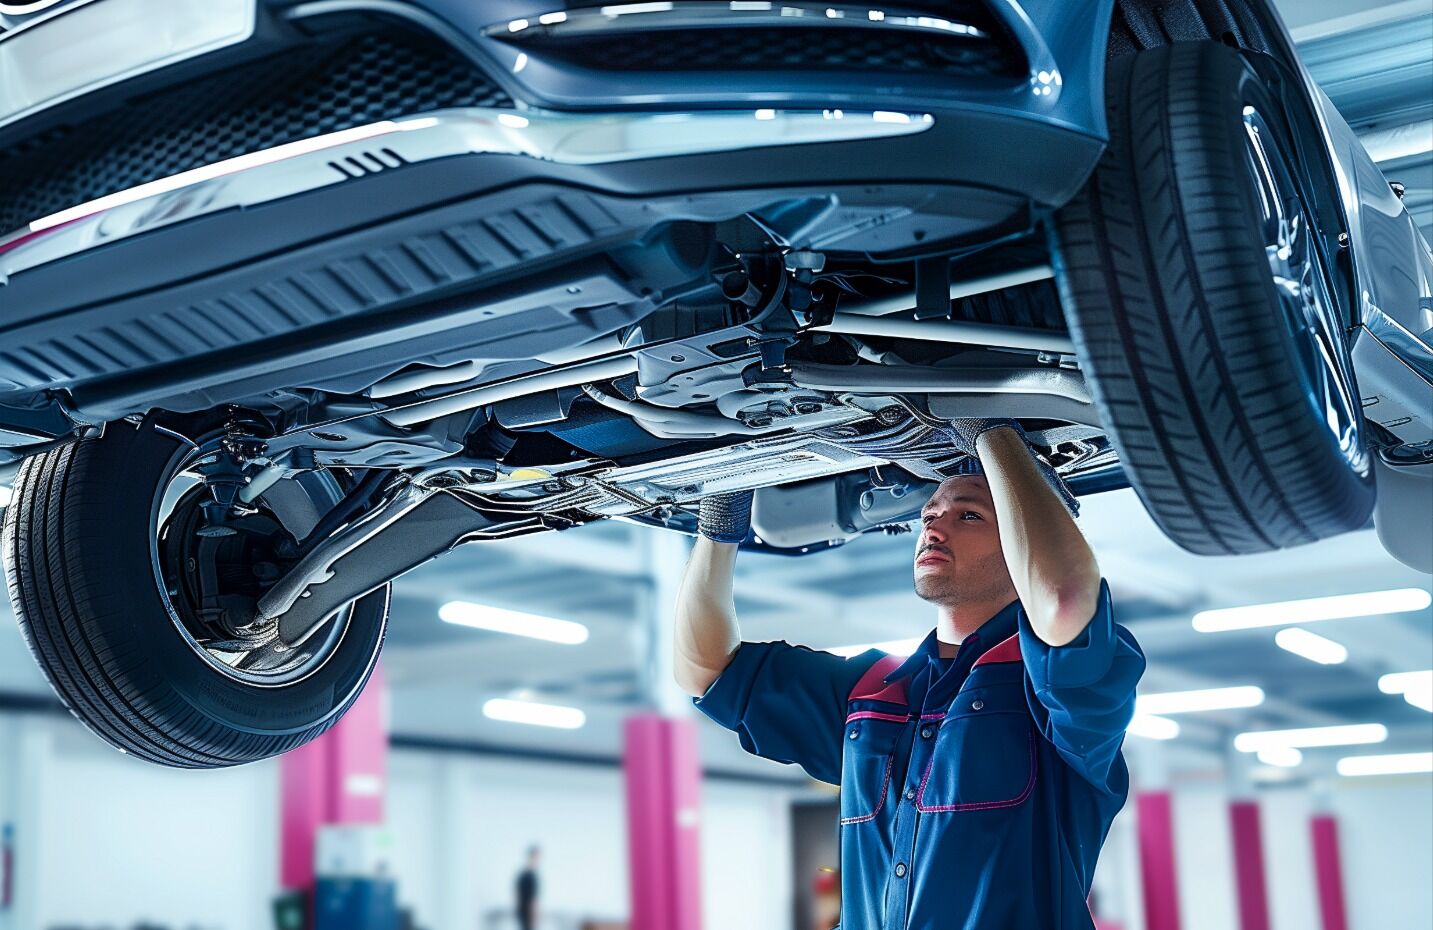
[672,417,1145,929]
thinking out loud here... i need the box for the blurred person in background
[674,418,1145,930]
[515,844,540,930]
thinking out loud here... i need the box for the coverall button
[895,862,908,878]
[920,726,933,739]
[849,728,859,740]
[905,787,917,801]
[972,699,986,711]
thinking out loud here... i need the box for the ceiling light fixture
[1256,746,1303,768]
[482,698,586,730]
[1127,714,1180,740]
[439,601,589,645]
[1379,670,1433,713]
[1336,752,1433,777]
[1135,686,1265,716]
[1234,724,1387,753]
[1274,628,1348,665]
[1192,588,1431,632]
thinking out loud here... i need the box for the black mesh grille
[0,30,511,235]
[516,25,1022,79]
[521,9,1026,81]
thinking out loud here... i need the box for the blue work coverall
[695,580,1144,929]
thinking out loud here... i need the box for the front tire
[1054,41,1373,555]
[2,421,388,768]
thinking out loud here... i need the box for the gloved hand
[941,417,1024,456]
[698,490,754,544]
[938,419,1080,517]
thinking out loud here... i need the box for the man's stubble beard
[913,549,1014,608]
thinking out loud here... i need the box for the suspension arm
[252,485,546,650]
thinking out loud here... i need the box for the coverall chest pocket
[839,716,904,825]
[916,685,1036,813]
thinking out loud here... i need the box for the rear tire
[1054,42,1372,555]
[2,421,388,768]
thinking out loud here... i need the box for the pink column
[1136,791,1182,930]
[623,714,703,930]
[280,664,389,890]
[1311,815,1350,930]
[1229,801,1272,930]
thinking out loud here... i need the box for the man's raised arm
[939,419,1102,646]
[672,492,750,696]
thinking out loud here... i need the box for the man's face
[913,476,1015,607]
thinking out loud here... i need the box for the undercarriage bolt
[876,406,906,425]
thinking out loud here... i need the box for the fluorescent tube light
[1378,670,1432,694]
[1274,628,1348,665]
[1127,715,1180,740]
[1192,588,1431,632]
[1378,670,1433,713]
[483,698,586,730]
[1135,686,1265,715]
[1234,724,1387,753]
[1402,684,1433,713]
[829,638,922,658]
[1337,752,1432,777]
[1256,746,1303,768]
[439,601,589,645]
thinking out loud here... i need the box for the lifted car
[1,0,1430,767]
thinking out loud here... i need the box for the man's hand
[942,417,1023,456]
[940,419,1080,516]
[698,490,754,545]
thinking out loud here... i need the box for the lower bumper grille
[0,29,511,236]
[521,25,1023,78]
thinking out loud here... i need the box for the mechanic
[673,418,1146,929]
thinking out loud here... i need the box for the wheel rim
[1240,104,1368,475]
[150,435,353,688]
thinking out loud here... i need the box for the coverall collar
[883,596,1022,684]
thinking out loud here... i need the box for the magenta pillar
[1311,815,1350,930]
[1136,791,1182,930]
[1228,801,1271,930]
[280,664,388,891]
[623,714,703,930]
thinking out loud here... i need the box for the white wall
[701,780,795,930]
[1331,778,1433,930]
[0,716,281,930]
[386,749,799,930]
[1261,787,1321,930]
[1172,784,1241,930]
